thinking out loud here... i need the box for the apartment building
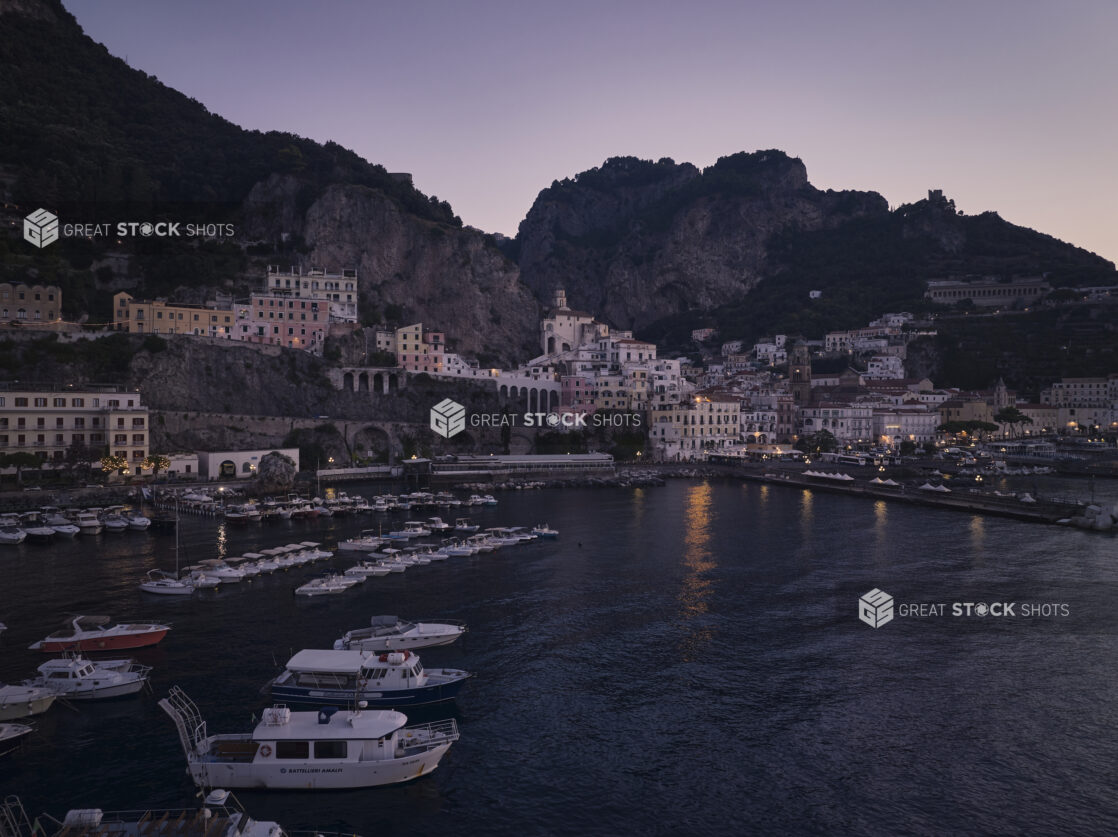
[0,385,149,466]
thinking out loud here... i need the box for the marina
[2,478,1118,834]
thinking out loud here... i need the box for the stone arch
[388,373,399,393]
[547,336,556,354]
[549,390,559,411]
[358,372,369,393]
[343,371,355,391]
[373,372,385,394]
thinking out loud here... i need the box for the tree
[141,454,171,478]
[795,430,838,455]
[994,407,1033,439]
[0,452,42,486]
[899,440,917,457]
[101,454,128,474]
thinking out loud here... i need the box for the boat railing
[400,718,460,748]
[158,687,209,757]
[0,796,35,837]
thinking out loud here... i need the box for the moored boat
[160,687,459,790]
[531,523,560,538]
[29,655,151,700]
[269,648,471,708]
[0,683,57,720]
[0,722,32,756]
[29,615,170,652]
[333,615,467,652]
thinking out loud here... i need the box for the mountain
[0,0,538,363]
[514,153,1116,346]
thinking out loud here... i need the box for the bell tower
[553,288,568,310]
[790,343,812,406]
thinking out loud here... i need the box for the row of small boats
[0,506,151,543]
[139,542,334,596]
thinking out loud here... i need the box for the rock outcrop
[514,151,889,330]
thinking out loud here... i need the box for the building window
[53,398,65,407]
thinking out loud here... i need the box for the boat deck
[55,810,239,837]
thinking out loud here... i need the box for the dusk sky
[65,0,1118,264]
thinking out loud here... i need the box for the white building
[799,403,874,445]
[196,448,301,481]
[872,406,938,445]
[864,355,906,380]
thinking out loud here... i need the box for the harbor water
[2,478,1118,835]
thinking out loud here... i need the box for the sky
[64,0,1118,265]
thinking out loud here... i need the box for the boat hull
[341,632,464,652]
[54,679,147,700]
[0,692,56,720]
[188,743,451,789]
[270,676,467,708]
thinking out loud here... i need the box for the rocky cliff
[245,179,539,364]
[514,152,889,330]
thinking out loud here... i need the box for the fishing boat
[333,615,467,652]
[0,722,32,756]
[29,615,170,652]
[268,649,471,708]
[0,788,292,837]
[29,655,151,700]
[160,687,459,790]
[0,683,57,720]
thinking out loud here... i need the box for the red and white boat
[29,615,170,653]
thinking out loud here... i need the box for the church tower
[790,343,812,406]
[552,288,568,310]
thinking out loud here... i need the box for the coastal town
[2,269,1116,483]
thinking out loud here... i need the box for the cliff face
[298,185,539,364]
[515,152,889,329]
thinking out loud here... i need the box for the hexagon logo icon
[24,208,59,248]
[430,398,466,438]
[858,588,894,628]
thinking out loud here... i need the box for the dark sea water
[2,478,1118,836]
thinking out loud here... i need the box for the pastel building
[0,283,61,324]
[114,293,235,337]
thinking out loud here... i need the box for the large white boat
[0,683,57,720]
[29,655,151,700]
[333,615,467,652]
[0,524,26,545]
[160,687,459,790]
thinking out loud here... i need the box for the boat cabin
[277,649,426,691]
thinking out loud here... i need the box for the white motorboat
[194,560,245,583]
[123,512,152,530]
[0,722,32,756]
[72,511,103,535]
[187,572,222,589]
[345,561,391,577]
[294,576,350,597]
[0,683,57,720]
[426,517,451,531]
[482,495,498,506]
[454,517,479,533]
[160,687,459,790]
[334,615,467,652]
[0,788,291,837]
[29,655,151,700]
[531,523,560,538]
[18,513,56,542]
[338,531,387,552]
[43,513,80,537]
[101,514,130,533]
[0,525,26,545]
[465,494,485,506]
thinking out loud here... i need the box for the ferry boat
[333,616,467,652]
[160,687,459,790]
[268,649,471,708]
[29,655,151,700]
[0,788,292,837]
[29,615,170,652]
